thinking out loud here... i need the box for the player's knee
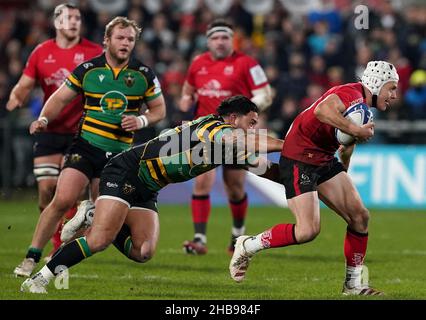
[39,187,56,209]
[135,241,156,263]
[51,194,75,214]
[225,186,245,201]
[296,224,320,243]
[349,206,370,230]
[88,234,114,253]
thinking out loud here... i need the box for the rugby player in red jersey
[179,19,272,255]
[230,61,399,296]
[7,3,102,275]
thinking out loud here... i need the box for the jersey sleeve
[65,63,87,94]
[22,45,41,79]
[243,56,269,91]
[143,68,163,101]
[220,127,258,166]
[334,86,364,110]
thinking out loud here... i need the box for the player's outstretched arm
[6,74,36,111]
[245,132,283,153]
[29,83,78,134]
[249,159,280,183]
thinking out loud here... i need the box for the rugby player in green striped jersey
[16,17,166,279]
[21,95,283,293]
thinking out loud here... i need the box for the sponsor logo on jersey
[44,54,56,63]
[99,74,105,82]
[197,79,232,98]
[124,73,135,87]
[249,65,267,86]
[348,98,364,106]
[153,77,162,94]
[45,68,71,87]
[100,90,128,116]
[73,53,85,65]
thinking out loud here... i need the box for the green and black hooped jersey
[65,53,162,153]
[119,115,253,192]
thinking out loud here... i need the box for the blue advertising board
[158,146,426,209]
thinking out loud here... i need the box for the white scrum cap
[361,61,399,96]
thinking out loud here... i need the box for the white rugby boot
[342,284,384,296]
[61,200,95,242]
[20,273,48,294]
[14,258,37,278]
[229,236,253,282]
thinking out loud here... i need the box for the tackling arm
[249,159,280,183]
[6,74,36,111]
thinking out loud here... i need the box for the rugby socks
[244,224,297,255]
[113,224,133,257]
[229,193,248,237]
[26,247,42,263]
[344,227,368,267]
[46,236,92,274]
[344,227,368,288]
[191,195,211,242]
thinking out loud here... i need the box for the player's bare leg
[14,155,60,277]
[33,155,79,262]
[115,208,160,262]
[14,168,89,277]
[183,170,216,254]
[318,172,383,295]
[230,192,320,282]
[223,167,248,253]
[21,198,127,293]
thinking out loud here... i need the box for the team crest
[67,153,82,164]
[224,65,234,75]
[122,183,136,195]
[124,73,135,87]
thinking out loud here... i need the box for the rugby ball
[335,103,373,146]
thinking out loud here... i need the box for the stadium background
[0,0,425,301]
[1,0,425,208]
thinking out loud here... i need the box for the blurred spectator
[0,0,425,178]
[405,69,426,120]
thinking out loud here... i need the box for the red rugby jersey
[282,83,368,166]
[24,38,103,134]
[186,51,269,118]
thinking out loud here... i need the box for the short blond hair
[104,16,142,40]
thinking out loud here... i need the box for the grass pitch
[1,200,425,300]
